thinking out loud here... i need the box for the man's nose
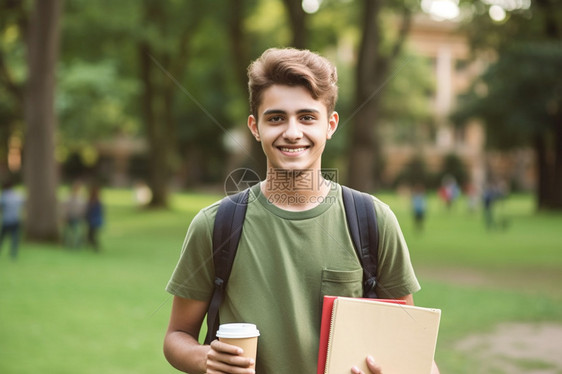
[283,118,303,140]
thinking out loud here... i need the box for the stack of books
[317,296,441,374]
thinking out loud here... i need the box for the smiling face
[248,84,338,172]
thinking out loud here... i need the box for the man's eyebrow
[262,109,287,116]
[297,108,320,114]
[262,108,320,116]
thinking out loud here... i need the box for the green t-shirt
[166,183,420,374]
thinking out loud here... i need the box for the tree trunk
[535,133,551,210]
[139,42,170,208]
[229,0,251,93]
[348,0,384,192]
[550,114,562,209]
[281,0,308,49]
[534,0,561,211]
[138,2,202,202]
[348,0,412,191]
[535,0,561,40]
[23,0,63,241]
[228,0,267,178]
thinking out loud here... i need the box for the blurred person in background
[85,184,104,251]
[483,179,509,230]
[439,174,460,210]
[63,181,86,248]
[412,183,427,232]
[0,181,24,260]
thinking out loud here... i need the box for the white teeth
[280,147,307,153]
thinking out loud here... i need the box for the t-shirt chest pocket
[320,268,363,299]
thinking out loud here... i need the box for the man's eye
[269,116,284,122]
[301,115,315,121]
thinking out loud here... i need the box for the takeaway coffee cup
[216,323,260,364]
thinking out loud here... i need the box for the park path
[455,322,562,374]
[416,266,562,373]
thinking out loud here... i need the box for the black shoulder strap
[204,188,250,344]
[341,185,379,298]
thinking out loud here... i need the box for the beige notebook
[324,297,441,374]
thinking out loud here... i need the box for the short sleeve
[372,199,421,298]
[165,206,217,301]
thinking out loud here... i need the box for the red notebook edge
[316,296,407,374]
[317,296,337,374]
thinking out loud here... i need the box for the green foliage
[63,0,141,55]
[246,0,291,48]
[458,0,560,51]
[308,0,358,51]
[57,60,140,144]
[0,1,28,148]
[0,0,462,186]
[453,0,562,149]
[453,43,562,150]
[379,52,435,145]
[453,1,562,210]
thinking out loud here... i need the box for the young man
[164,48,438,374]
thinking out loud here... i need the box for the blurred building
[382,13,535,192]
[95,134,148,187]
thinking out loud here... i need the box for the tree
[59,1,244,191]
[347,0,415,191]
[453,0,562,210]
[226,0,310,179]
[225,0,267,178]
[57,0,141,171]
[57,61,139,150]
[137,0,208,207]
[281,0,309,49]
[0,0,28,179]
[24,0,63,241]
[453,44,562,209]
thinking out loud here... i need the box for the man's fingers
[206,360,255,374]
[207,340,255,373]
[350,356,382,374]
[210,339,244,355]
[366,355,382,374]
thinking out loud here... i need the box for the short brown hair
[247,48,338,118]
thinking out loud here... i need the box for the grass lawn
[379,191,562,373]
[1,188,561,373]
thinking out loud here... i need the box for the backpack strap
[341,186,379,298]
[204,188,250,344]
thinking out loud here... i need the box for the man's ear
[247,115,260,142]
[327,111,339,140]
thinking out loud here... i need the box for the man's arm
[163,295,256,374]
[352,294,440,374]
[163,296,209,373]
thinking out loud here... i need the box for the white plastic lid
[216,323,260,338]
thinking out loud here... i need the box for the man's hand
[350,356,440,374]
[351,355,382,374]
[205,340,256,374]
